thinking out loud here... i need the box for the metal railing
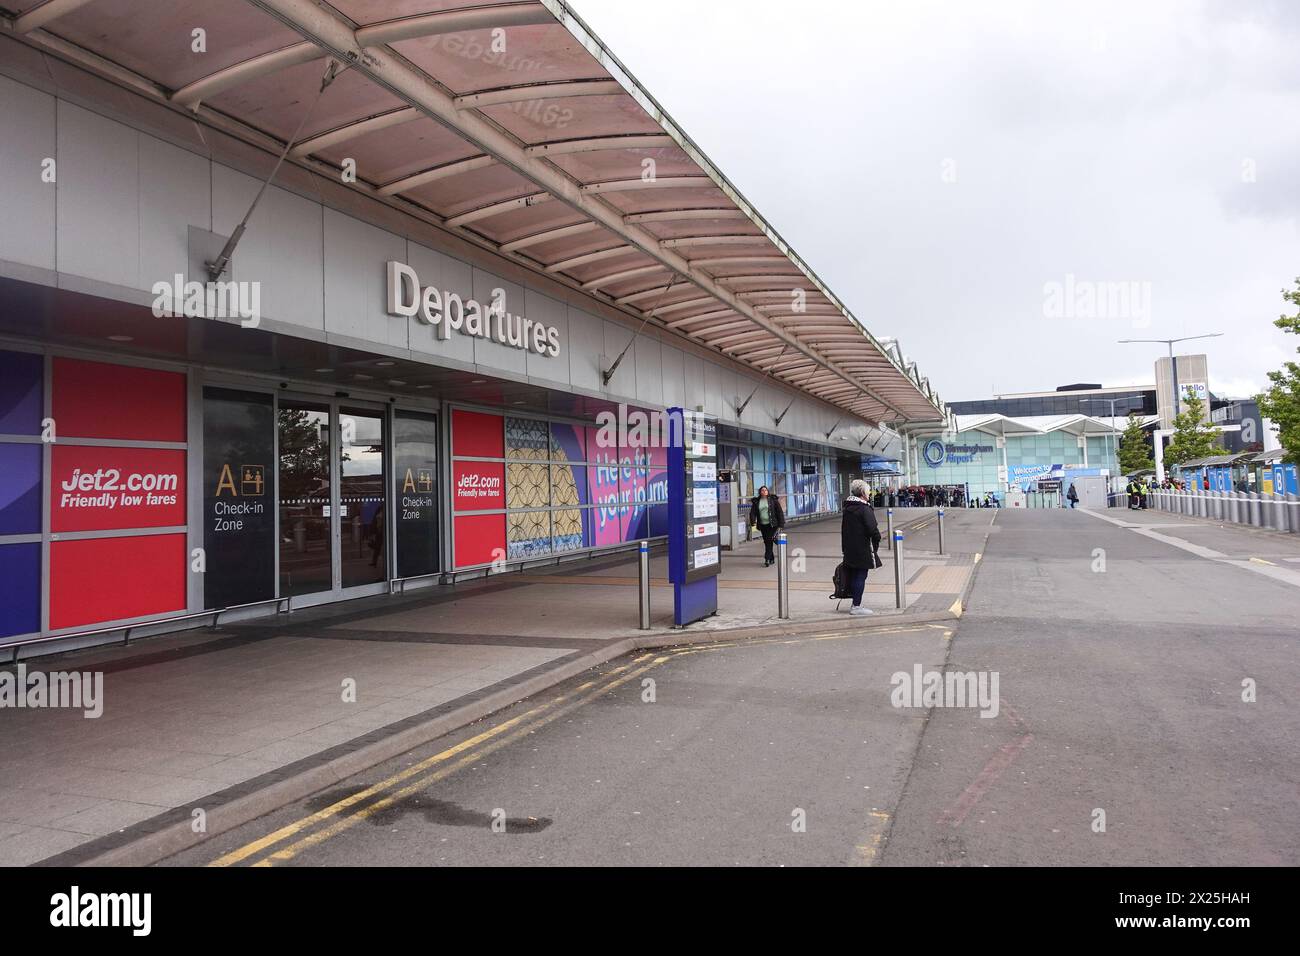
[1,596,291,664]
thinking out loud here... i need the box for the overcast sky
[570,0,1300,403]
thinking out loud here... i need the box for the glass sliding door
[339,408,387,589]
[278,401,332,597]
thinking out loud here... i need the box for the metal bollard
[1228,492,1239,525]
[1249,492,1262,527]
[638,540,651,630]
[776,531,789,619]
[885,508,894,551]
[893,532,906,609]
[937,507,946,555]
[1288,494,1300,535]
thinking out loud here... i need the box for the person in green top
[748,485,786,567]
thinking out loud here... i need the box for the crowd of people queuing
[869,485,985,509]
[1125,475,1186,510]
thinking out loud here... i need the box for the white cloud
[571,0,1300,404]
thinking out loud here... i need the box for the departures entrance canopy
[3,0,947,427]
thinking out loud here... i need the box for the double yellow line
[209,623,928,866]
[210,653,671,867]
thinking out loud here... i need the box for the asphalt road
[166,508,1299,867]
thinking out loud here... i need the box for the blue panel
[0,350,43,435]
[0,443,42,535]
[0,542,41,637]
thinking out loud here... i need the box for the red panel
[454,513,505,569]
[53,358,186,441]
[451,409,503,459]
[51,447,186,532]
[50,534,186,630]
[452,459,504,511]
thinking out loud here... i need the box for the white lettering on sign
[455,473,503,498]
[57,467,180,509]
[387,261,560,357]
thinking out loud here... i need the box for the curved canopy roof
[4,0,947,426]
[945,413,1126,438]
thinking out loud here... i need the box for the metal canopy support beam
[377,154,495,195]
[660,235,765,249]
[13,0,98,34]
[581,264,664,291]
[445,192,551,228]
[525,134,674,157]
[665,310,741,330]
[740,290,831,301]
[499,220,601,253]
[692,256,791,270]
[624,208,748,224]
[289,106,420,158]
[649,296,715,316]
[545,245,633,273]
[172,41,321,107]
[693,323,762,344]
[455,79,623,110]
[242,0,911,422]
[716,274,804,286]
[581,176,712,195]
[614,284,677,306]
[355,3,555,46]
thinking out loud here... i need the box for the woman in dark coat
[841,479,882,616]
[749,485,785,567]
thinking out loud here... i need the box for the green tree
[1256,278,1300,465]
[1117,413,1154,474]
[1163,393,1220,466]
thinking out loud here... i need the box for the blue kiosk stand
[667,408,721,626]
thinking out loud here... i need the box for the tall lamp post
[1118,333,1223,423]
[1081,397,1140,480]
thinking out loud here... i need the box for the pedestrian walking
[749,485,785,567]
[1067,483,1079,509]
[840,479,882,617]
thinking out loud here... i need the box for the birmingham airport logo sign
[386,261,561,357]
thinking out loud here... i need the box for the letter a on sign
[216,463,238,497]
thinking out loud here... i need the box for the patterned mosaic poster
[506,417,551,558]
[549,423,589,552]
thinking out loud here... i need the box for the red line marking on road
[938,700,1033,828]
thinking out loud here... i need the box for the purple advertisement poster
[588,426,623,547]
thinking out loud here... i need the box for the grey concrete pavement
[882,507,1299,865]
[161,506,1297,867]
[2,506,973,867]
[164,621,951,867]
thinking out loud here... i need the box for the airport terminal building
[0,0,947,653]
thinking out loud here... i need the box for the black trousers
[759,524,777,562]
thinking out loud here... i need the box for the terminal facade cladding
[0,78,919,650]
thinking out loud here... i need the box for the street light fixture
[1080,396,1141,480]
[1117,333,1223,422]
